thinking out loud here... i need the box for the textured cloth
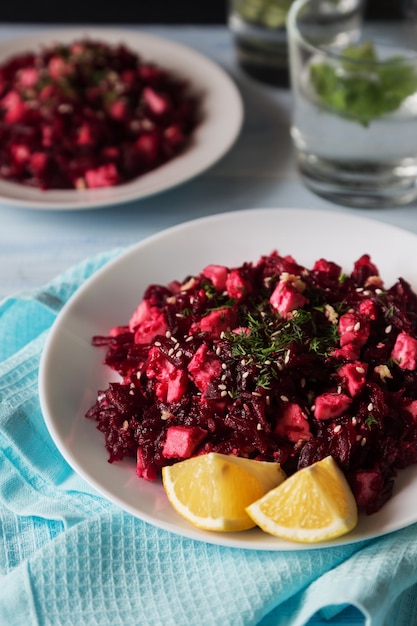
[1,249,417,626]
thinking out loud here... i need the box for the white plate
[39,208,417,550]
[0,28,243,211]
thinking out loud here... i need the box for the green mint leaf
[310,41,417,125]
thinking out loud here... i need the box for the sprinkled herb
[225,305,339,389]
[201,279,218,299]
[365,414,378,428]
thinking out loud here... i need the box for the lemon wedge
[246,455,358,543]
[162,452,286,532]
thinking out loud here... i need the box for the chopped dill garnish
[384,304,395,320]
[201,279,219,299]
[200,278,237,311]
[365,414,378,428]
[207,298,237,312]
[225,305,339,388]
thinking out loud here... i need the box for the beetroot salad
[0,39,200,190]
[86,251,417,515]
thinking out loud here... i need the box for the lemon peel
[162,452,286,532]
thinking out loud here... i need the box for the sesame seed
[241,359,246,366]
[276,362,284,371]
[173,343,180,351]
[354,322,361,331]
[367,402,374,411]
[284,351,290,364]
[375,288,383,295]
[185,335,193,342]
[176,350,183,358]
[356,287,364,292]
[351,416,357,425]
[266,396,271,406]
[280,395,289,402]
[218,384,227,390]
[242,371,249,379]
[220,332,226,339]
[123,420,129,430]
[356,366,365,374]
[168,348,174,356]
[221,374,226,381]
[220,390,228,398]
[311,404,315,411]
[171,336,178,343]
[222,363,227,369]
[361,437,367,446]
[252,392,262,397]
[257,423,263,431]
[333,425,342,434]
[129,390,134,395]
[58,103,73,113]
[136,371,141,380]
[216,347,221,356]
[165,330,172,339]
[345,325,354,333]
[264,359,271,365]
[356,434,362,441]
[337,385,342,394]
[154,341,161,347]
[385,325,392,334]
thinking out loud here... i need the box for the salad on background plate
[0,28,243,210]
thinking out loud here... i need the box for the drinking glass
[228,0,294,86]
[287,0,417,208]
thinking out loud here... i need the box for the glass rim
[287,0,417,67]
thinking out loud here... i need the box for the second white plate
[0,28,243,210]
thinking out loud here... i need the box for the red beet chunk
[162,425,207,459]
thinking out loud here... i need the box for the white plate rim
[0,27,243,211]
[38,207,417,550]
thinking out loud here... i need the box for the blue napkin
[1,250,417,626]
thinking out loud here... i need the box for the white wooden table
[1,23,416,625]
